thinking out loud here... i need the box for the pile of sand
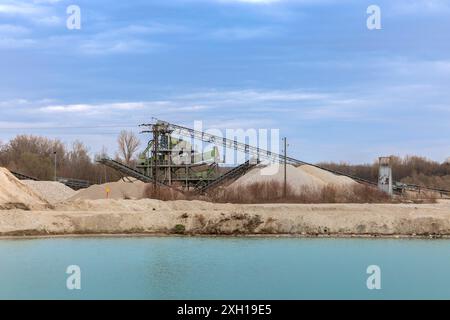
[22,180,76,204]
[298,165,356,187]
[228,163,356,194]
[0,168,49,209]
[69,178,148,201]
[229,164,325,193]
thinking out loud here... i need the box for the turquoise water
[0,237,449,299]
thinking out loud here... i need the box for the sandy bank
[1,200,450,238]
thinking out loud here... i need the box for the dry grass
[143,179,438,204]
[210,182,393,204]
[143,181,408,204]
[144,184,209,202]
[144,184,188,201]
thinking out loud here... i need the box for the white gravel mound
[228,163,356,194]
[297,165,356,187]
[69,177,147,201]
[22,180,76,204]
[229,164,326,194]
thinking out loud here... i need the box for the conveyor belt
[11,171,38,181]
[97,158,169,187]
[142,119,378,186]
[140,119,450,196]
[196,160,258,194]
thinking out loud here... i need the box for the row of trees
[0,131,141,183]
[320,156,450,189]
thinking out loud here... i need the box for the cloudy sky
[0,0,449,163]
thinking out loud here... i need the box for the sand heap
[298,165,356,187]
[0,168,49,209]
[229,164,324,193]
[69,178,148,201]
[22,180,76,204]
[228,164,356,194]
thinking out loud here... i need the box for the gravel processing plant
[1,119,450,238]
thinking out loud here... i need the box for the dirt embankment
[1,199,450,237]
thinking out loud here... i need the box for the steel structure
[196,160,258,194]
[142,119,450,197]
[142,119,378,186]
[11,171,38,181]
[11,171,90,190]
[56,178,90,190]
[97,158,168,186]
[378,157,393,195]
[136,121,221,190]
[96,119,450,197]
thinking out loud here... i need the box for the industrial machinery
[97,118,450,197]
[11,171,91,190]
[378,156,393,195]
[137,121,221,190]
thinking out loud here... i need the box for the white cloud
[210,26,277,40]
[0,37,36,48]
[0,98,29,107]
[37,100,216,115]
[78,39,161,55]
[33,0,62,4]
[41,104,93,113]
[0,22,173,53]
[218,0,282,4]
[0,24,30,35]
[391,0,450,15]
[178,89,329,103]
[78,23,187,54]
[0,1,43,16]
[0,23,34,48]
[0,120,56,129]
[33,15,62,26]
[40,102,150,114]
[0,0,62,27]
[211,0,342,5]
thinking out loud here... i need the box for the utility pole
[53,151,57,182]
[283,137,287,199]
[153,126,159,190]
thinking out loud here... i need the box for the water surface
[0,237,449,299]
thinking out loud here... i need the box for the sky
[0,0,449,164]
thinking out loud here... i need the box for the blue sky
[0,0,449,163]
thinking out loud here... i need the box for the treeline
[0,133,140,183]
[319,156,450,190]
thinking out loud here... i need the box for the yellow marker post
[105,187,110,199]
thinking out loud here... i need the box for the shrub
[173,224,186,234]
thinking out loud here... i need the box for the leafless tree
[117,130,141,165]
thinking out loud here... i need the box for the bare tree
[117,130,141,165]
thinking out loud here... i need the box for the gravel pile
[228,164,326,193]
[69,178,147,201]
[22,180,76,204]
[298,165,356,187]
[228,163,356,194]
[0,168,49,209]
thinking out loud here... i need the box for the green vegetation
[173,224,186,234]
